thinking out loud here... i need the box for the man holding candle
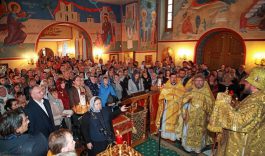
[81,96,128,155]
[208,67,265,156]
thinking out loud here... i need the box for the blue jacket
[99,82,117,107]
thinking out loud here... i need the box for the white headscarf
[90,96,101,113]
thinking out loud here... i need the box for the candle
[116,130,123,144]
[116,135,123,144]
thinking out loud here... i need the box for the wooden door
[202,31,245,70]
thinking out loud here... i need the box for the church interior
[0,0,265,156]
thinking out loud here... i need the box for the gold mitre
[246,67,265,90]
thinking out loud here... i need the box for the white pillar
[75,38,79,59]
[82,38,87,60]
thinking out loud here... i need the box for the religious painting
[125,3,137,40]
[169,0,265,40]
[162,47,174,64]
[139,0,157,50]
[124,52,134,63]
[101,13,112,47]
[150,10,157,48]
[94,32,104,49]
[40,25,72,39]
[145,55,152,65]
[0,1,30,47]
[125,3,138,50]
[100,6,117,50]
[109,54,119,62]
[0,0,122,59]
[0,63,8,76]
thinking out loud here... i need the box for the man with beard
[208,67,265,156]
[181,73,215,153]
[156,73,185,141]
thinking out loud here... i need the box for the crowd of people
[0,55,264,156]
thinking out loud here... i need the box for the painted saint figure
[140,9,148,48]
[150,11,157,47]
[182,15,194,34]
[3,2,29,46]
[94,32,103,48]
[101,14,112,47]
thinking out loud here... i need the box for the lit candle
[116,130,123,144]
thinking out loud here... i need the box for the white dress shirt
[34,99,49,117]
[77,88,86,105]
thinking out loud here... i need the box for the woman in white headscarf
[0,85,14,115]
[81,96,127,156]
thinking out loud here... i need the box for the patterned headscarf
[90,96,101,113]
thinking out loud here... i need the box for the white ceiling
[96,0,138,5]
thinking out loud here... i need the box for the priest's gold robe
[181,82,215,152]
[155,81,186,140]
[208,90,265,156]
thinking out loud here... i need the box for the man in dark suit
[24,85,55,138]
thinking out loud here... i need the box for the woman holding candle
[81,96,128,155]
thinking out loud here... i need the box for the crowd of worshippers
[0,56,249,155]
[0,57,248,110]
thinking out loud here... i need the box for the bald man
[24,85,55,138]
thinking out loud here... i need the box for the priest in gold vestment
[181,73,215,153]
[156,73,186,141]
[208,67,265,156]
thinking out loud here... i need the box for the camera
[99,128,108,136]
[99,128,114,143]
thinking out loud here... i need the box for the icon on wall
[0,63,8,76]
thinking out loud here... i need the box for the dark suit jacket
[24,99,55,138]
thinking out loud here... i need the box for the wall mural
[121,0,157,52]
[124,2,137,49]
[139,0,157,50]
[168,0,265,40]
[0,0,122,58]
[40,25,72,39]
[0,0,158,58]
[1,1,30,47]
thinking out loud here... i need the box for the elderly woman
[81,96,127,156]
[0,108,48,156]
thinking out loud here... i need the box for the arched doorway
[195,28,246,70]
[35,22,92,60]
